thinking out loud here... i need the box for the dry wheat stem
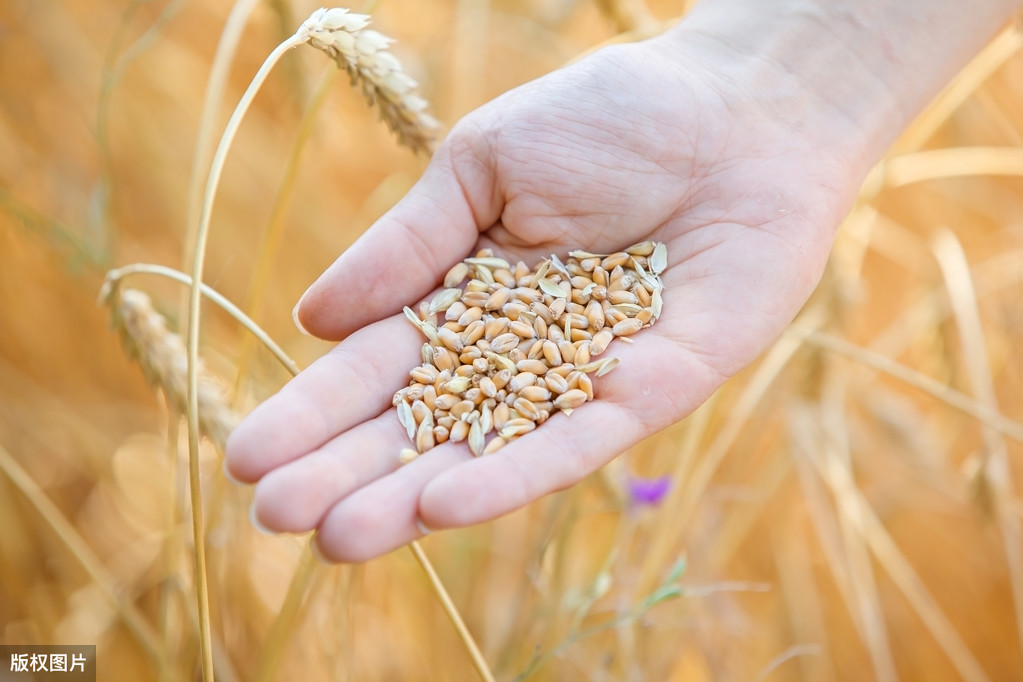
[0,441,177,677]
[408,541,496,682]
[771,507,836,678]
[931,227,1023,661]
[266,357,495,682]
[185,29,308,457]
[821,388,899,682]
[884,146,1023,186]
[789,417,872,664]
[172,576,242,682]
[102,284,240,451]
[932,228,1011,476]
[254,545,320,682]
[103,262,300,377]
[787,409,988,682]
[186,32,306,682]
[894,22,1023,153]
[233,67,338,400]
[184,16,484,680]
[867,244,1023,361]
[796,327,1023,443]
[805,435,992,682]
[397,242,666,458]
[182,0,261,290]
[299,7,440,154]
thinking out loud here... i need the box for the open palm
[226,33,867,562]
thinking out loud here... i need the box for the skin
[226,0,1022,562]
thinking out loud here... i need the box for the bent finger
[251,409,410,533]
[313,443,472,563]
[225,312,422,483]
[417,401,644,529]
[416,333,721,528]
[297,135,501,340]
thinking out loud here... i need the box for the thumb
[295,133,500,340]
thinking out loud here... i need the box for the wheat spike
[103,286,239,450]
[299,7,439,155]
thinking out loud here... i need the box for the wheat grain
[393,242,666,459]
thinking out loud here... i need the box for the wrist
[659,0,1020,172]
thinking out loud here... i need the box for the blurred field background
[2,0,1023,680]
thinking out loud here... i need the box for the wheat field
[2,1,1023,680]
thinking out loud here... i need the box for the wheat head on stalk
[299,7,440,155]
[101,284,239,451]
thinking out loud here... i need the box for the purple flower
[626,475,672,508]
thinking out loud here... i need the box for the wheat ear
[103,284,239,452]
[179,11,482,681]
[299,7,439,154]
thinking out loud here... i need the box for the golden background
[1,0,1022,679]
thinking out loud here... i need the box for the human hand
[225,26,875,562]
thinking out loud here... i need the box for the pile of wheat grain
[395,241,666,460]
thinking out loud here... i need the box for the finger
[313,443,472,563]
[308,402,642,563]
[251,409,409,533]
[224,312,422,483]
[312,333,720,562]
[419,401,641,528]
[417,332,722,528]
[296,138,501,340]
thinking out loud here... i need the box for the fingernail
[249,503,275,536]
[292,292,311,336]
[414,517,432,536]
[222,458,242,485]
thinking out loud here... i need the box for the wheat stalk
[175,10,474,680]
[593,0,657,33]
[181,0,261,311]
[299,7,440,154]
[102,284,239,451]
[232,67,339,401]
[0,440,175,675]
[184,31,309,680]
[103,262,300,377]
